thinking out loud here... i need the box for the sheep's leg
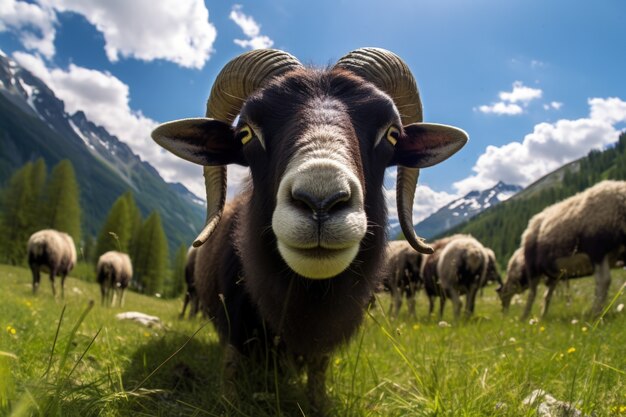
[31,265,40,294]
[541,280,557,318]
[407,281,417,318]
[465,284,479,317]
[521,280,538,320]
[221,344,240,405]
[592,256,611,316]
[180,292,190,319]
[428,295,435,316]
[449,289,462,320]
[119,289,126,308]
[49,268,57,297]
[190,294,200,317]
[307,353,330,414]
[110,289,117,307]
[389,284,401,317]
[438,295,446,320]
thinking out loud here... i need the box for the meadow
[0,264,624,416]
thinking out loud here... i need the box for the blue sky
[1,0,625,222]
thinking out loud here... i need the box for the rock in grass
[115,311,162,328]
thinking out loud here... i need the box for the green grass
[1,264,625,416]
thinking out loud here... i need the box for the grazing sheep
[151,48,467,410]
[510,180,626,318]
[180,246,200,319]
[97,251,133,307]
[27,229,76,297]
[483,248,503,288]
[437,235,489,319]
[384,240,423,317]
[420,234,464,317]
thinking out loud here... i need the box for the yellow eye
[238,125,253,145]
[386,126,400,146]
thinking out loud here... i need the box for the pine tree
[122,192,142,261]
[169,243,188,298]
[44,160,81,243]
[0,162,36,264]
[29,158,47,230]
[133,211,169,295]
[95,196,130,258]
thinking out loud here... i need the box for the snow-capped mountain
[390,181,522,239]
[0,51,203,249]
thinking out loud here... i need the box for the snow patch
[69,120,96,151]
[497,192,514,201]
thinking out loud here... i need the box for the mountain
[442,133,626,268]
[389,182,522,240]
[412,181,521,239]
[0,52,204,253]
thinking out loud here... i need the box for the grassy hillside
[443,132,626,269]
[1,264,625,416]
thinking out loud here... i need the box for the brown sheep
[514,180,626,318]
[420,234,465,317]
[97,251,133,307]
[27,229,76,297]
[436,235,489,319]
[151,48,467,411]
[384,240,423,317]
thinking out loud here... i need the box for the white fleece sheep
[27,229,77,297]
[97,251,133,307]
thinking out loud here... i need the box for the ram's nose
[291,189,351,223]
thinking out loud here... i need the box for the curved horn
[334,47,433,254]
[193,49,303,247]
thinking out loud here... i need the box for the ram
[499,181,626,318]
[152,48,467,411]
[27,229,76,297]
[97,251,133,307]
[384,240,423,317]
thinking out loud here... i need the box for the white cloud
[543,101,563,110]
[44,0,217,68]
[229,4,273,50]
[455,97,626,195]
[477,102,523,115]
[3,0,217,68]
[499,81,542,104]
[477,81,542,116]
[385,168,459,225]
[13,51,210,198]
[589,97,626,124]
[0,0,56,58]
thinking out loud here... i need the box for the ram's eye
[385,126,400,146]
[237,125,254,145]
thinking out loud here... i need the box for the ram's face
[236,70,399,279]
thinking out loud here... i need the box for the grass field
[0,264,625,416]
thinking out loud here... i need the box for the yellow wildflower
[567,347,576,354]
[6,325,16,335]
[334,358,342,366]
[581,326,588,333]
[412,324,420,331]
[539,326,545,332]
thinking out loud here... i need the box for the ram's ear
[390,123,468,168]
[151,118,246,166]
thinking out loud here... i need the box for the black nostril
[291,189,351,220]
